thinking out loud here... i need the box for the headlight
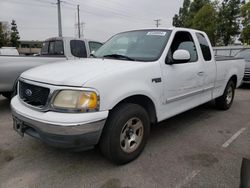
[52,90,99,112]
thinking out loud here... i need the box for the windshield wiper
[103,54,136,61]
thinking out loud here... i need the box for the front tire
[215,80,235,110]
[99,103,150,164]
[2,92,12,100]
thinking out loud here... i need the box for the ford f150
[11,28,245,164]
[0,37,102,99]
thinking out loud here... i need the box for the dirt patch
[218,130,232,135]
[100,178,130,188]
[182,153,219,168]
[0,149,14,166]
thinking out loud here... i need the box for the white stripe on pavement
[222,127,247,148]
[175,170,201,188]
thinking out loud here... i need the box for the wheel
[1,89,17,100]
[99,103,150,164]
[215,80,235,110]
[2,92,12,100]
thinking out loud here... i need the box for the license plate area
[13,117,27,137]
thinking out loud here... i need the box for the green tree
[0,22,10,47]
[10,20,20,47]
[0,23,4,47]
[186,0,210,27]
[192,4,218,45]
[240,2,250,44]
[173,0,191,27]
[172,0,209,27]
[217,0,241,46]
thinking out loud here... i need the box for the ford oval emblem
[25,89,32,97]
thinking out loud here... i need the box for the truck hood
[21,58,144,86]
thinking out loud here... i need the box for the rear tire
[215,80,235,110]
[99,103,150,165]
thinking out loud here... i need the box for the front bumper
[11,96,109,150]
[243,69,250,83]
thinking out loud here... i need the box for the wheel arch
[229,75,237,87]
[110,94,158,125]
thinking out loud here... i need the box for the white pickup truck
[11,28,245,164]
[0,37,102,99]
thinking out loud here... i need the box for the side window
[196,33,212,61]
[89,42,102,53]
[70,40,87,58]
[49,41,55,55]
[167,31,198,63]
[54,40,64,55]
[47,40,64,55]
[41,41,49,55]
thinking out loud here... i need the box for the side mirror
[172,49,190,63]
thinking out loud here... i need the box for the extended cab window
[89,42,102,53]
[41,40,64,56]
[196,33,212,61]
[167,31,198,63]
[70,40,87,58]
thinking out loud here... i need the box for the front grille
[19,81,50,108]
[244,68,250,81]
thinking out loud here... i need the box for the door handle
[197,71,204,76]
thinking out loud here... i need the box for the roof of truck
[44,37,102,43]
[115,27,206,35]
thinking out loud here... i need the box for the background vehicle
[0,47,19,56]
[0,37,102,99]
[11,28,245,164]
[240,158,250,188]
[235,49,250,84]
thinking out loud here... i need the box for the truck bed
[0,56,65,92]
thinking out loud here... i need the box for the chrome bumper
[11,96,108,150]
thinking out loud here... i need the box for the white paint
[16,28,246,124]
[222,127,247,148]
[175,170,201,188]
[172,49,190,61]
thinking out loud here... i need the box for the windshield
[94,30,171,61]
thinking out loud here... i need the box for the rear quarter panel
[213,58,245,98]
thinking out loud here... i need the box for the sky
[0,0,184,42]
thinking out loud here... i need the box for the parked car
[0,37,102,99]
[11,28,245,164]
[0,47,19,56]
[234,49,250,84]
[240,158,250,188]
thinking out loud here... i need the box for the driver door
[161,31,205,118]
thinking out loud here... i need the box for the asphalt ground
[0,86,250,188]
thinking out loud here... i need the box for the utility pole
[154,19,161,28]
[57,0,62,37]
[77,4,81,38]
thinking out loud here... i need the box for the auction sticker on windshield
[147,31,166,36]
